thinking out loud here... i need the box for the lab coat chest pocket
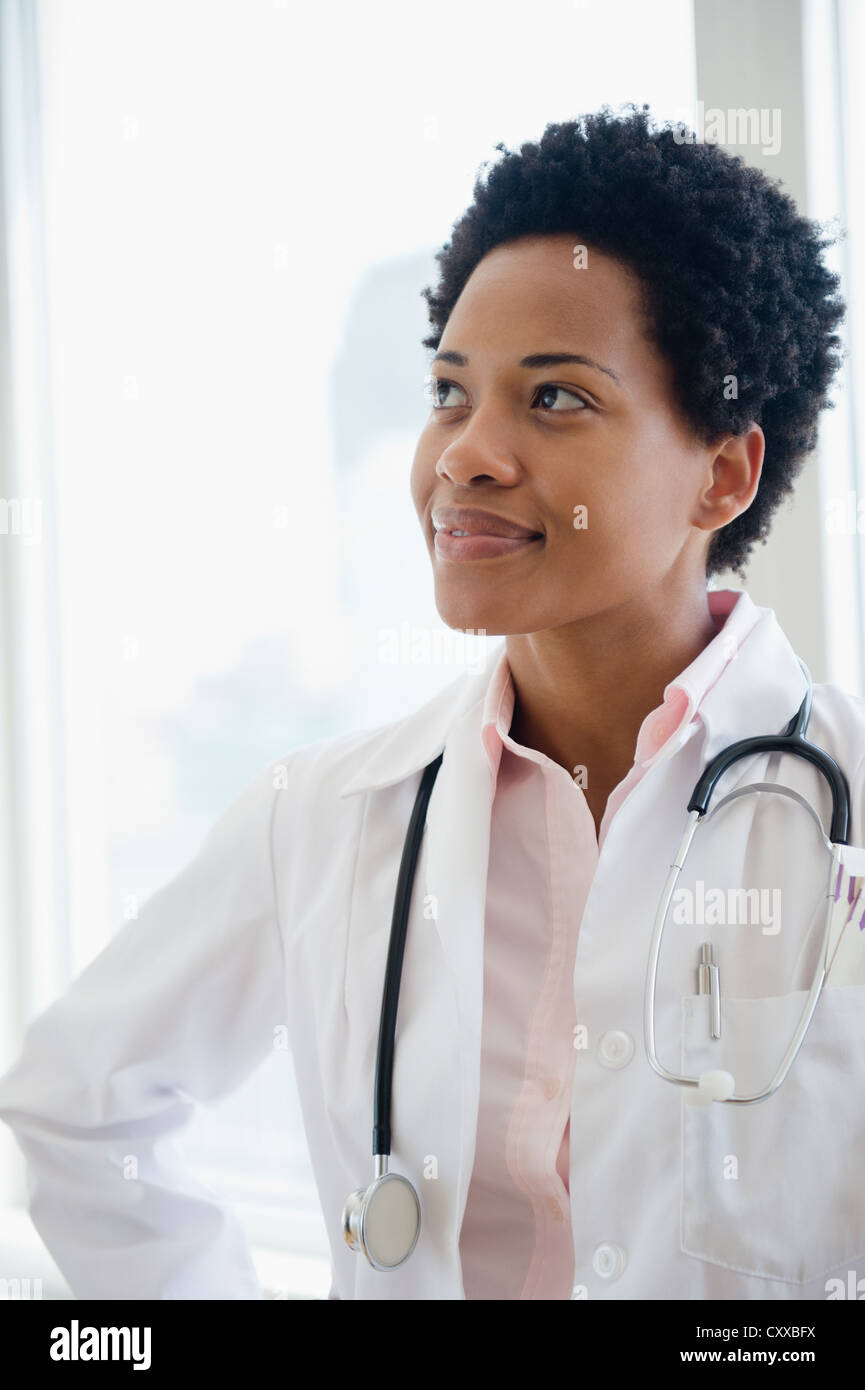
[680,985,865,1284]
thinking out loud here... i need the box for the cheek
[543,460,637,556]
[409,443,433,517]
[547,441,691,570]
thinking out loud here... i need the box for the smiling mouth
[433,529,544,561]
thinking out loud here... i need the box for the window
[2,0,697,1296]
[804,0,865,693]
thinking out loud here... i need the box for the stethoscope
[342,658,852,1271]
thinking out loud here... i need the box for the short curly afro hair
[420,105,846,579]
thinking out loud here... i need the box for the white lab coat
[2,589,865,1301]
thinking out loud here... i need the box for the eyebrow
[431,349,621,384]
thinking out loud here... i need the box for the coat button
[597,1030,635,1069]
[592,1242,627,1280]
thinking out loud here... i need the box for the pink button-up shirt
[457,589,761,1299]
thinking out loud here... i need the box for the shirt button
[546,1195,564,1220]
[543,1077,560,1099]
[598,1030,635,1069]
[592,1242,627,1280]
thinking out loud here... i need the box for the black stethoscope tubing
[373,750,443,1159]
[688,670,849,843]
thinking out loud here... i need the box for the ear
[692,423,765,535]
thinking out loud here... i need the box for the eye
[423,375,591,413]
[423,375,466,409]
[531,384,589,412]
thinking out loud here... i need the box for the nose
[435,409,521,487]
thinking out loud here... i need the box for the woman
[2,106,864,1302]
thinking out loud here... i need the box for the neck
[505,586,721,794]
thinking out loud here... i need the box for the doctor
[2,106,865,1301]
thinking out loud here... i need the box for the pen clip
[697,942,721,1040]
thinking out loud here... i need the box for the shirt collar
[479,588,764,783]
[337,588,808,798]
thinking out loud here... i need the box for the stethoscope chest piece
[342,1171,421,1270]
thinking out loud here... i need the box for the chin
[433,590,529,638]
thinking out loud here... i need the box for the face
[410,234,727,636]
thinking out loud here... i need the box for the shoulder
[280,659,489,797]
[197,651,498,864]
[807,682,865,848]
[810,679,865,772]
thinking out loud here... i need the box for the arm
[0,757,291,1299]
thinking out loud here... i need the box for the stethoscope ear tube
[687,663,851,844]
[647,661,852,1105]
[644,811,843,1105]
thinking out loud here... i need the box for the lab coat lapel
[336,648,502,1275]
[630,600,813,886]
[696,596,809,763]
[620,596,812,840]
[421,692,495,1239]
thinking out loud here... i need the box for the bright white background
[1,0,860,1298]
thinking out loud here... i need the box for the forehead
[442,234,650,360]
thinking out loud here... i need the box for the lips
[431,506,543,562]
[431,506,543,540]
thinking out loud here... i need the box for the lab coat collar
[336,589,810,800]
[692,589,809,764]
[336,657,493,798]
